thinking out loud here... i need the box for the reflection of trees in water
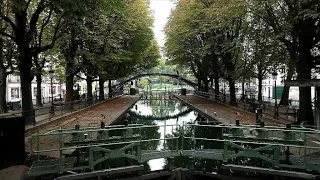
[149,99,176,117]
[103,116,161,172]
[164,122,276,173]
[147,99,188,118]
[128,116,161,150]
[164,122,222,170]
[164,123,193,169]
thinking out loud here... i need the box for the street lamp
[49,67,55,114]
[272,71,279,119]
[223,81,226,103]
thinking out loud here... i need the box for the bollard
[72,125,85,142]
[233,120,243,137]
[255,108,263,124]
[97,122,109,140]
[101,122,105,129]
[135,105,138,110]
[257,122,268,139]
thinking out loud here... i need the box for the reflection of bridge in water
[28,121,320,179]
[128,108,193,121]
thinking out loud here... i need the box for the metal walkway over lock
[29,122,320,179]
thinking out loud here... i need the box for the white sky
[149,0,176,48]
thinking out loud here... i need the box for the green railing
[28,122,320,177]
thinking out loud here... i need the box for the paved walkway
[25,95,141,158]
[175,95,289,125]
[26,95,140,134]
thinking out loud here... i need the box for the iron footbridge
[28,122,320,179]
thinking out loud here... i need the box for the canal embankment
[175,95,282,125]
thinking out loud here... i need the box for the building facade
[6,74,65,105]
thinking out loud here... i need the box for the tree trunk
[0,69,7,114]
[65,74,74,109]
[241,77,245,101]
[279,62,295,105]
[99,79,105,100]
[258,75,263,103]
[204,80,209,93]
[86,76,93,104]
[0,37,8,114]
[228,79,237,106]
[297,60,313,125]
[36,74,43,106]
[108,80,112,98]
[214,77,220,101]
[20,71,35,125]
[197,78,201,91]
[17,43,35,125]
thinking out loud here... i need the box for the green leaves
[165,0,245,81]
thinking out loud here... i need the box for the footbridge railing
[28,122,320,179]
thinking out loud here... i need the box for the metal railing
[194,90,296,118]
[1,91,124,127]
[29,123,320,177]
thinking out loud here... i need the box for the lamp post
[223,81,226,103]
[272,72,279,119]
[49,67,55,114]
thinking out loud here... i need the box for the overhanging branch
[0,31,16,42]
[0,15,17,32]
[26,0,46,43]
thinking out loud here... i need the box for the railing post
[58,127,63,173]
[189,157,195,170]
[284,124,292,164]
[89,146,94,170]
[37,128,40,161]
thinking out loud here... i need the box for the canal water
[114,91,222,172]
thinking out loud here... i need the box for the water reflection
[115,94,198,171]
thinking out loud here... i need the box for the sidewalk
[25,95,139,134]
[175,95,287,125]
[25,95,141,157]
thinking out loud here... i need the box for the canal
[114,91,223,172]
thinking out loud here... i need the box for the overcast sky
[150,0,175,48]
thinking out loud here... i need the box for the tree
[244,17,288,102]
[0,0,102,123]
[250,0,320,124]
[0,21,15,113]
[165,0,245,103]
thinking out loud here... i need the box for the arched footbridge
[112,73,198,89]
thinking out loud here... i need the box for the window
[49,86,56,95]
[33,87,37,97]
[41,87,45,97]
[8,75,19,83]
[53,86,56,94]
[11,88,19,98]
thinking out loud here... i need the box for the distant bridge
[111,73,198,89]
